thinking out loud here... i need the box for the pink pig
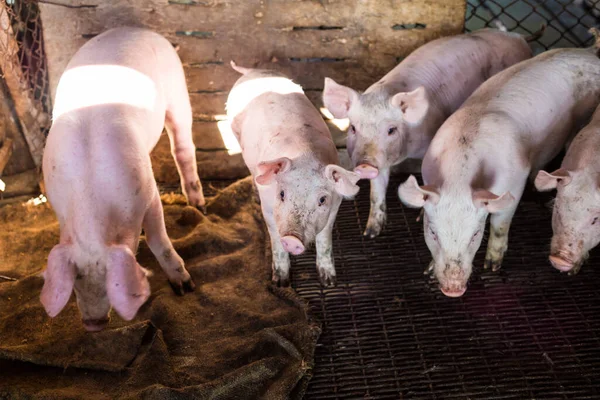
[323,28,538,239]
[227,63,360,287]
[399,45,600,297]
[535,105,600,274]
[41,27,203,331]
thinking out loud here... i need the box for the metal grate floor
[290,174,600,400]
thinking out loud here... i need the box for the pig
[41,27,203,331]
[535,105,600,274]
[323,28,539,239]
[226,62,360,287]
[398,45,600,297]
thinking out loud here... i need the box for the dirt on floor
[0,177,319,399]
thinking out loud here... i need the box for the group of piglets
[325,26,600,297]
[38,24,600,331]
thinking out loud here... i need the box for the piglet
[535,104,600,274]
[41,27,203,331]
[323,28,539,238]
[227,62,359,287]
[399,44,600,297]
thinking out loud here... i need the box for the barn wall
[38,0,466,182]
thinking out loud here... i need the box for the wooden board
[39,0,466,182]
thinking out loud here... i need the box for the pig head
[323,78,429,179]
[399,175,515,296]
[535,168,600,273]
[41,244,151,331]
[256,155,359,254]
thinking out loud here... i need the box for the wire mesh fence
[0,0,51,167]
[466,0,600,52]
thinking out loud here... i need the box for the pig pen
[1,0,600,399]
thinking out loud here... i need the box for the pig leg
[484,184,525,272]
[143,188,195,295]
[364,168,390,238]
[164,110,206,213]
[316,201,340,287]
[262,207,291,287]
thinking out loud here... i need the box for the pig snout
[549,255,574,272]
[548,248,584,272]
[281,235,305,255]
[440,286,467,298]
[82,316,110,332]
[549,237,585,272]
[354,163,379,180]
[438,265,467,297]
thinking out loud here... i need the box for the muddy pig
[535,105,600,274]
[41,27,203,331]
[323,28,540,238]
[398,45,600,297]
[227,63,359,287]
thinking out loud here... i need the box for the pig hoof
[188,198,207,214]
[484,258,502,272]
[186,192,207,214]
[363,224,383,239]
[318,270,337,287]
[183,277,196,292]
[169,277,195,296]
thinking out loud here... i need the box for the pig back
[366,29,532,117]
[228,74,338,174]
[52,27,185,151]
[424,48,600,190]
[562,104,600,172]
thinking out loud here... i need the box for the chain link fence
[466,0,600,52]
[0,0,51,168]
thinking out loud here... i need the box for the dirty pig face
[73,266,112,331]
[40,244,151,331]
[423,198,487,297]
[399,175,515,296]
[536,169,600,273]
[255,157,360,254]
[322,78,429,180]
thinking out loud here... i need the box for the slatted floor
[289,175,600,399]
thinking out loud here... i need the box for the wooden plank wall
[38,0,466,182]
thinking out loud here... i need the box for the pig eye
[471,230,481,243]
[280,190,285,202]
[593,217,598,225]
[388,127,397,135]
[318,196,327,206]
[349,124,356,134]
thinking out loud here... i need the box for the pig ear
[534,169,571,191]
[472,189,515,213]
[398,175,439,208]
[106,245,150,321]
[325,164,360,197]
[255,157,292,186]
[40,244,76,318]
[322,77,358,119]
[391,86,429,125]
[229,111,244,138]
